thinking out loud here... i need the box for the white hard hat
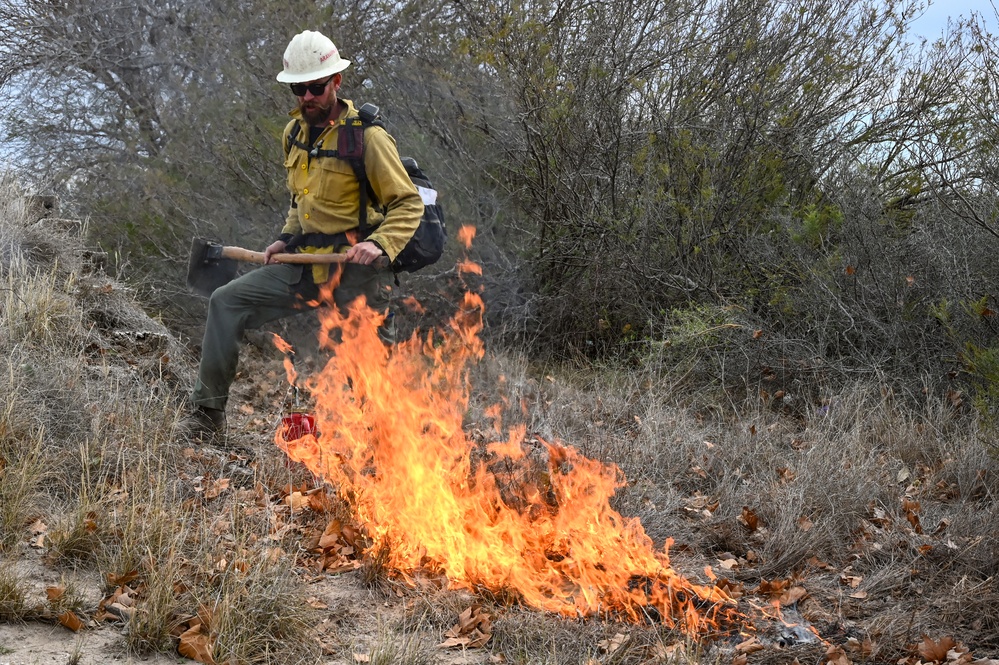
[276,30,351,83]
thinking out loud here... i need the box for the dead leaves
[897,636,999,665]
[853,499,974,564]
[58,609,85,631]
[45,584,66,603]
[683,494,719,520]
[177,613,217,665]
[33,478,357,665]
[95,581,141,622]
[106,569,139,587]
[756,578,808,606]
[807,556,836,571]
[593,632,631,659]
[835,569,869,600]
[804,635,999,665]
[738,506,761,532]
[715,577,746,600]
[438,605,492,649]
[902,498,923,534]
[29,518,47,548]
[708,549,758,576]
[826,644,852,665]
[283,485,333,512]
[268,483,366,576]
[45,584,87,632]
[846,637,875,659]
[919,636,959,663]
[736,636,766,655]
[278,482,334,512]
[313,518,364,574]
[189,474,231,501]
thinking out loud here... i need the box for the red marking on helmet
[319,48,337,63]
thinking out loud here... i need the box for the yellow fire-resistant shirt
[281,99,423,280]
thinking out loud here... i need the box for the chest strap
[286,123,340,159]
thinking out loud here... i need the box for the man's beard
[300,100,333,126]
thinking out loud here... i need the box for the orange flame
[401,296,426,315]
[271,333,298,387]
[457,224,476,249]
[275,260,737,634]
[457,259,482,276]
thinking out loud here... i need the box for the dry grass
[0,179,323,664]
[2,174,998,664]
[362,623,438,665]
[467,353,999,660]
[0,564,30,621]
[0,428,45,551]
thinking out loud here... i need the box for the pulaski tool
[186,237,390,297]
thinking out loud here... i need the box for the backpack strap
[338,103,385,237]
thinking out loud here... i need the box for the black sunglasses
[290,76,333,97]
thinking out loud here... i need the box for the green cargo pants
[191,262,394,411]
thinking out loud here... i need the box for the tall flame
[275,251,736,634]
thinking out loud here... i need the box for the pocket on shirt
[285,152,306,194]
[315,158,359,216]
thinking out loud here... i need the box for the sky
[908,0,997,39]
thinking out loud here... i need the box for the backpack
[286,103,446,273]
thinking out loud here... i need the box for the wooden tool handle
[218,246,267,263]
[219,246,389,269]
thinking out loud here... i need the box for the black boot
[191,406,227,444]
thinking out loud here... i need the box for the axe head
[187,237,238,297]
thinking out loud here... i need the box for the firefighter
[191,30,422,442]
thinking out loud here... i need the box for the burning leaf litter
[273,232,739,634]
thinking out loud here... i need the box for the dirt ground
[0,622,184,665]
[0,573,489,665]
